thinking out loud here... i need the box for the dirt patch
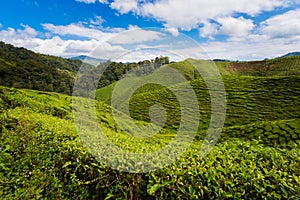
[226,61,276,73]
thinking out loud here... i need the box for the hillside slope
[0,41,82,94]
[1,43,300,198]
[1,85,300,199]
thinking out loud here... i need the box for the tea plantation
[1,63,300,199]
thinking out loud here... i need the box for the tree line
[0,41,170,95]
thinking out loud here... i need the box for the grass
[97,75,300,133]
[1,56,300,199]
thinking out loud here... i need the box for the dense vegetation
[0,41,81,95]
[0,41,170,94]
[0,42,300,199]
[1,83,300,199]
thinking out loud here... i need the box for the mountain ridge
[70,55,107,66]
[280,52,300,58]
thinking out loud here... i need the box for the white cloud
[115,50,163,63]
[75,0,108,4]
[90,42,128,60]
[199,17,254,40]
[42,23,114,41]
[89,16,105,27]
[0,26,69,56]
[198,9,300,60]
[217,17,255,38]
[98,0,108,3]
[72,0,300,43]
[122,0,289,30]
[42,23,164,45]
[0,24,127,59]
[163,26,179,37]
[107,0,298,41]
[0,22,164,60]
[260,9,300,39]
[20,24,39,36]
[2,4,300,62]
[0,25,38,42]
[202,36,300,61]
[75,0,97,3]
[109,25,165,44]
[72,0,300,48]
[199,21,219,39]
[2,22,297,61]
[110,0,138,14]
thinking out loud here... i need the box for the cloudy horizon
[0,0,300,61]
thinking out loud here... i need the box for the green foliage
[0,41,81,95]
[147,140,300,199]
[0,86,72,119]
[220,119,300,148]
[162,60,201,80]
[97,75,300,135]
[223,56,300,76]
[1,82,300,199]
[1,42,300,199]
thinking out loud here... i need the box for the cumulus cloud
[110,0,138,14]
[199,21,219,39]
[202,37,300,61]
[260,9,300,39]
[90,42,128,60]
[73,0,300,43]
[164,27,179,37]
[0,26,68,56]
[0,22,165,60]
[101,0,297,42]
[75,0,97,3]
[109,25,165,44]
[73,0,299,42]
[75,0,108,4]
[124,0,288,29]
[2,1,300,62]
[89,16,105,27]
[42,23,114,41]
[0,25,38,42]
[217,17,255,38]
[0,23,125,58]
[199,17,255,40]
[199,9,300,60]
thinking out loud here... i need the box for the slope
[0,41,82,95]
[1,85,300,199]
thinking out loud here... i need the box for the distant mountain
[213,59,231,62]
[280,52,300,58]
[70,55,107,66]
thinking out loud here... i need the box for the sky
[0,0,300,61]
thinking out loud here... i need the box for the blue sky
[0,0,300,61]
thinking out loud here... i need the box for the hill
[70,55,107,66]
[2,40,299,97]
[0,41,171,93]
[96,56,300,104]
[0,41,82,95]
[281,52,300,58]
[1,42,300,199]
[1,80,300,198]
[222,56,300,76]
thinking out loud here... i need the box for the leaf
[147,181,172,195]
[189,185,195,196]
[62,161,72,168]
[147,184,162,195]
